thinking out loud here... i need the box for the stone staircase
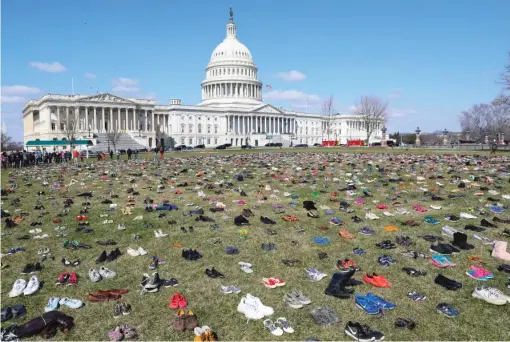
[90,133,146,152]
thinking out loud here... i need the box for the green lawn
[1,149,509,341]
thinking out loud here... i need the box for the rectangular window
[189,138,192,145]
[207,138,211,144]
[214,138,218,144]
[181,138,185,144]
[51,123,56,131]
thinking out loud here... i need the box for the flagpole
[72,78,75,95]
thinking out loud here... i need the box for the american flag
[265,84,272,89]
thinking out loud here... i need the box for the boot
[492,241,510,262]
[452,232,474,250]
[324,269,355,298]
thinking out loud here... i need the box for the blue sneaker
[353,247,365,256]
[45,297,60,312]
[355,295,381,315]
[360,227,375,235]
[366,293,396,310]
[437,303,459,317]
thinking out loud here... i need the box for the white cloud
[388,88,403,100]
[1,96,27,103]
[390,108,416,117]
[29,61,67,73]
[349,105,359,112]
[1,85,41,103]
[112,77,139,92]
[84,72,96,79]
[264,89,320,103]
[276,70,306,82]
[2,85,41,95]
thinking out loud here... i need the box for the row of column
[227,115,296,135]
[53,106,171,134]
[202,83,261,100]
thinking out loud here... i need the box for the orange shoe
[384,225,398,232]
[338,229,355,239]
[364,273,392,287]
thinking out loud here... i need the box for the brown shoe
[87,293,120,302]
[96,288,129,296]
[185,310,198,330]
[173,310,186,331]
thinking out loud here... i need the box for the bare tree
[322,95,335,142]
[1,132,12,150]
[353,96,388,144]
[459,95,510,141]
[499,52,510,91]
[106,129,123,152]
[58,109,81,150]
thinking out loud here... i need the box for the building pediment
[253,104,283,114]
[81,93,135,104]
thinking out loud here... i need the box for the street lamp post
[415,127,421,147]
[442,128,449,146]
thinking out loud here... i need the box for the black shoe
[430,243,452,255]
[205,268,216,278]
[352,216,363,223]
[97,239,117,246]
[96,251,107,264]
[498,264,510,273]
[242,209,253,217]
[480,219,497,228]
[325,286,353,298]
[234,215,249,226]
[452,232,474,250]
[395,318,416,330]
[21,263,34,274]
[464,224,485,232]
[444,214,460,222]
[1,307,12,323]
[434,274,462,291]
[345,322,384,342]
[307,211,319,218]
[260,216,276,224]
[493,216,510,224]
[402,267,426,277]
[211,267,224,278]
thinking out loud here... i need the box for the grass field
[1,149,509,341]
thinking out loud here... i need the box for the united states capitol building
[22,10,381,150]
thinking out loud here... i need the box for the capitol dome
[199,9,263,108]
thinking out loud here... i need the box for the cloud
[349,105,359,112]
[264,89,320,103]
[388,88,403,100]
[276,70,306,82]
[84,72,96,79]
[112,77,140,92]
[1,85,41,103]
[390,108,416,117]
[29,61,67,73]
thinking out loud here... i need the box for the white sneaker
[487,287,510,303]
[472,286,507,305]
[238,262,253,273]
[430,205,442,210]
[263,319,284,336]
[157,229,168,237]
[29,228,42,234]
[246,293,274,316]
[127,247,141,256]
[237,297,265,320]
[365,213,379,220]
[59,297,83,309]
[441,226,458,238]
[99,266,116,279]
[89,268,101,282]
[23,275,40,295]
[383,211,394,217]
[9,279,27,297]
[460,212,477,219]
[33,234,49,239]
[472,234,495,245]
[154,231,161,238]
[117,224,126,231]
[137,247,148,255]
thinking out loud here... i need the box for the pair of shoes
[127,247,148,256]
[113,303,132,317]
[205,268,224,278]
[436,303,459,317]
[306,268,327,282]
[96,249,122,263]
[89,267,116,281]
[345,321,384,341]
[220,285,241,294]
[263,318,294,336]
[238,261,253,273]
[140,272,161,293]
[378,255,396,266]
[376,240,396,249]
[283,289,311,308]
[8,276,40,297]
[310,306,340,326]
[108,324,137,341]
[407,291,426,301]
[337,259,360,272]
[45,297,82,311]
[434,274,462,290]
[61,258,80,267]
[154,230,168,238]
[193,325,215,341]
[182,249,202,260]
[237,293,274,320]
[169,293,188,309]
[21,262,42,274]
[355,293,395,314]
[56,272,78,286]
[1,305,26,321]
[402,267,426,276]
[173,309,198,331]
[364,273,391,287]
[395,317,416,330]
[430,242,459,255]
[338,229,355,239]
[431,255,456,268]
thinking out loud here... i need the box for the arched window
[214,125,218,133]
[207,125,211,133]
[188,124,193,133]
[181,124,185,133]
[198,124,202,133]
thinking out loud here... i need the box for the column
[144,110,148,132]
[243,116,246,134]
[117,108,121,131]
[101,108,105,132]
[151,110,155,132]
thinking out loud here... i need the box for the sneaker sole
[355,303,381,315]
[344,329,375,342]
[465,272,489,281]
[436,309,457,318]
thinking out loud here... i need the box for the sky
[2,0,510,141]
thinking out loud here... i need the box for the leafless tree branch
[322,95,335,141]
[354,96,388,143]
[58,109,81,149]
[106,129,123,152]
[499,52,510,91]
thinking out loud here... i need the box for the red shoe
[169,294,180,309]
[56,272,70,285]
[75,215,82,221]
[68,272,78,286]
[52,218,62,223]
[269,277,286,287]
[364,273,391,287]
[262,278,277,288]
[178,293,187,308]
[376,204,388,209]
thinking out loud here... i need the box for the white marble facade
[22,11,382,149]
